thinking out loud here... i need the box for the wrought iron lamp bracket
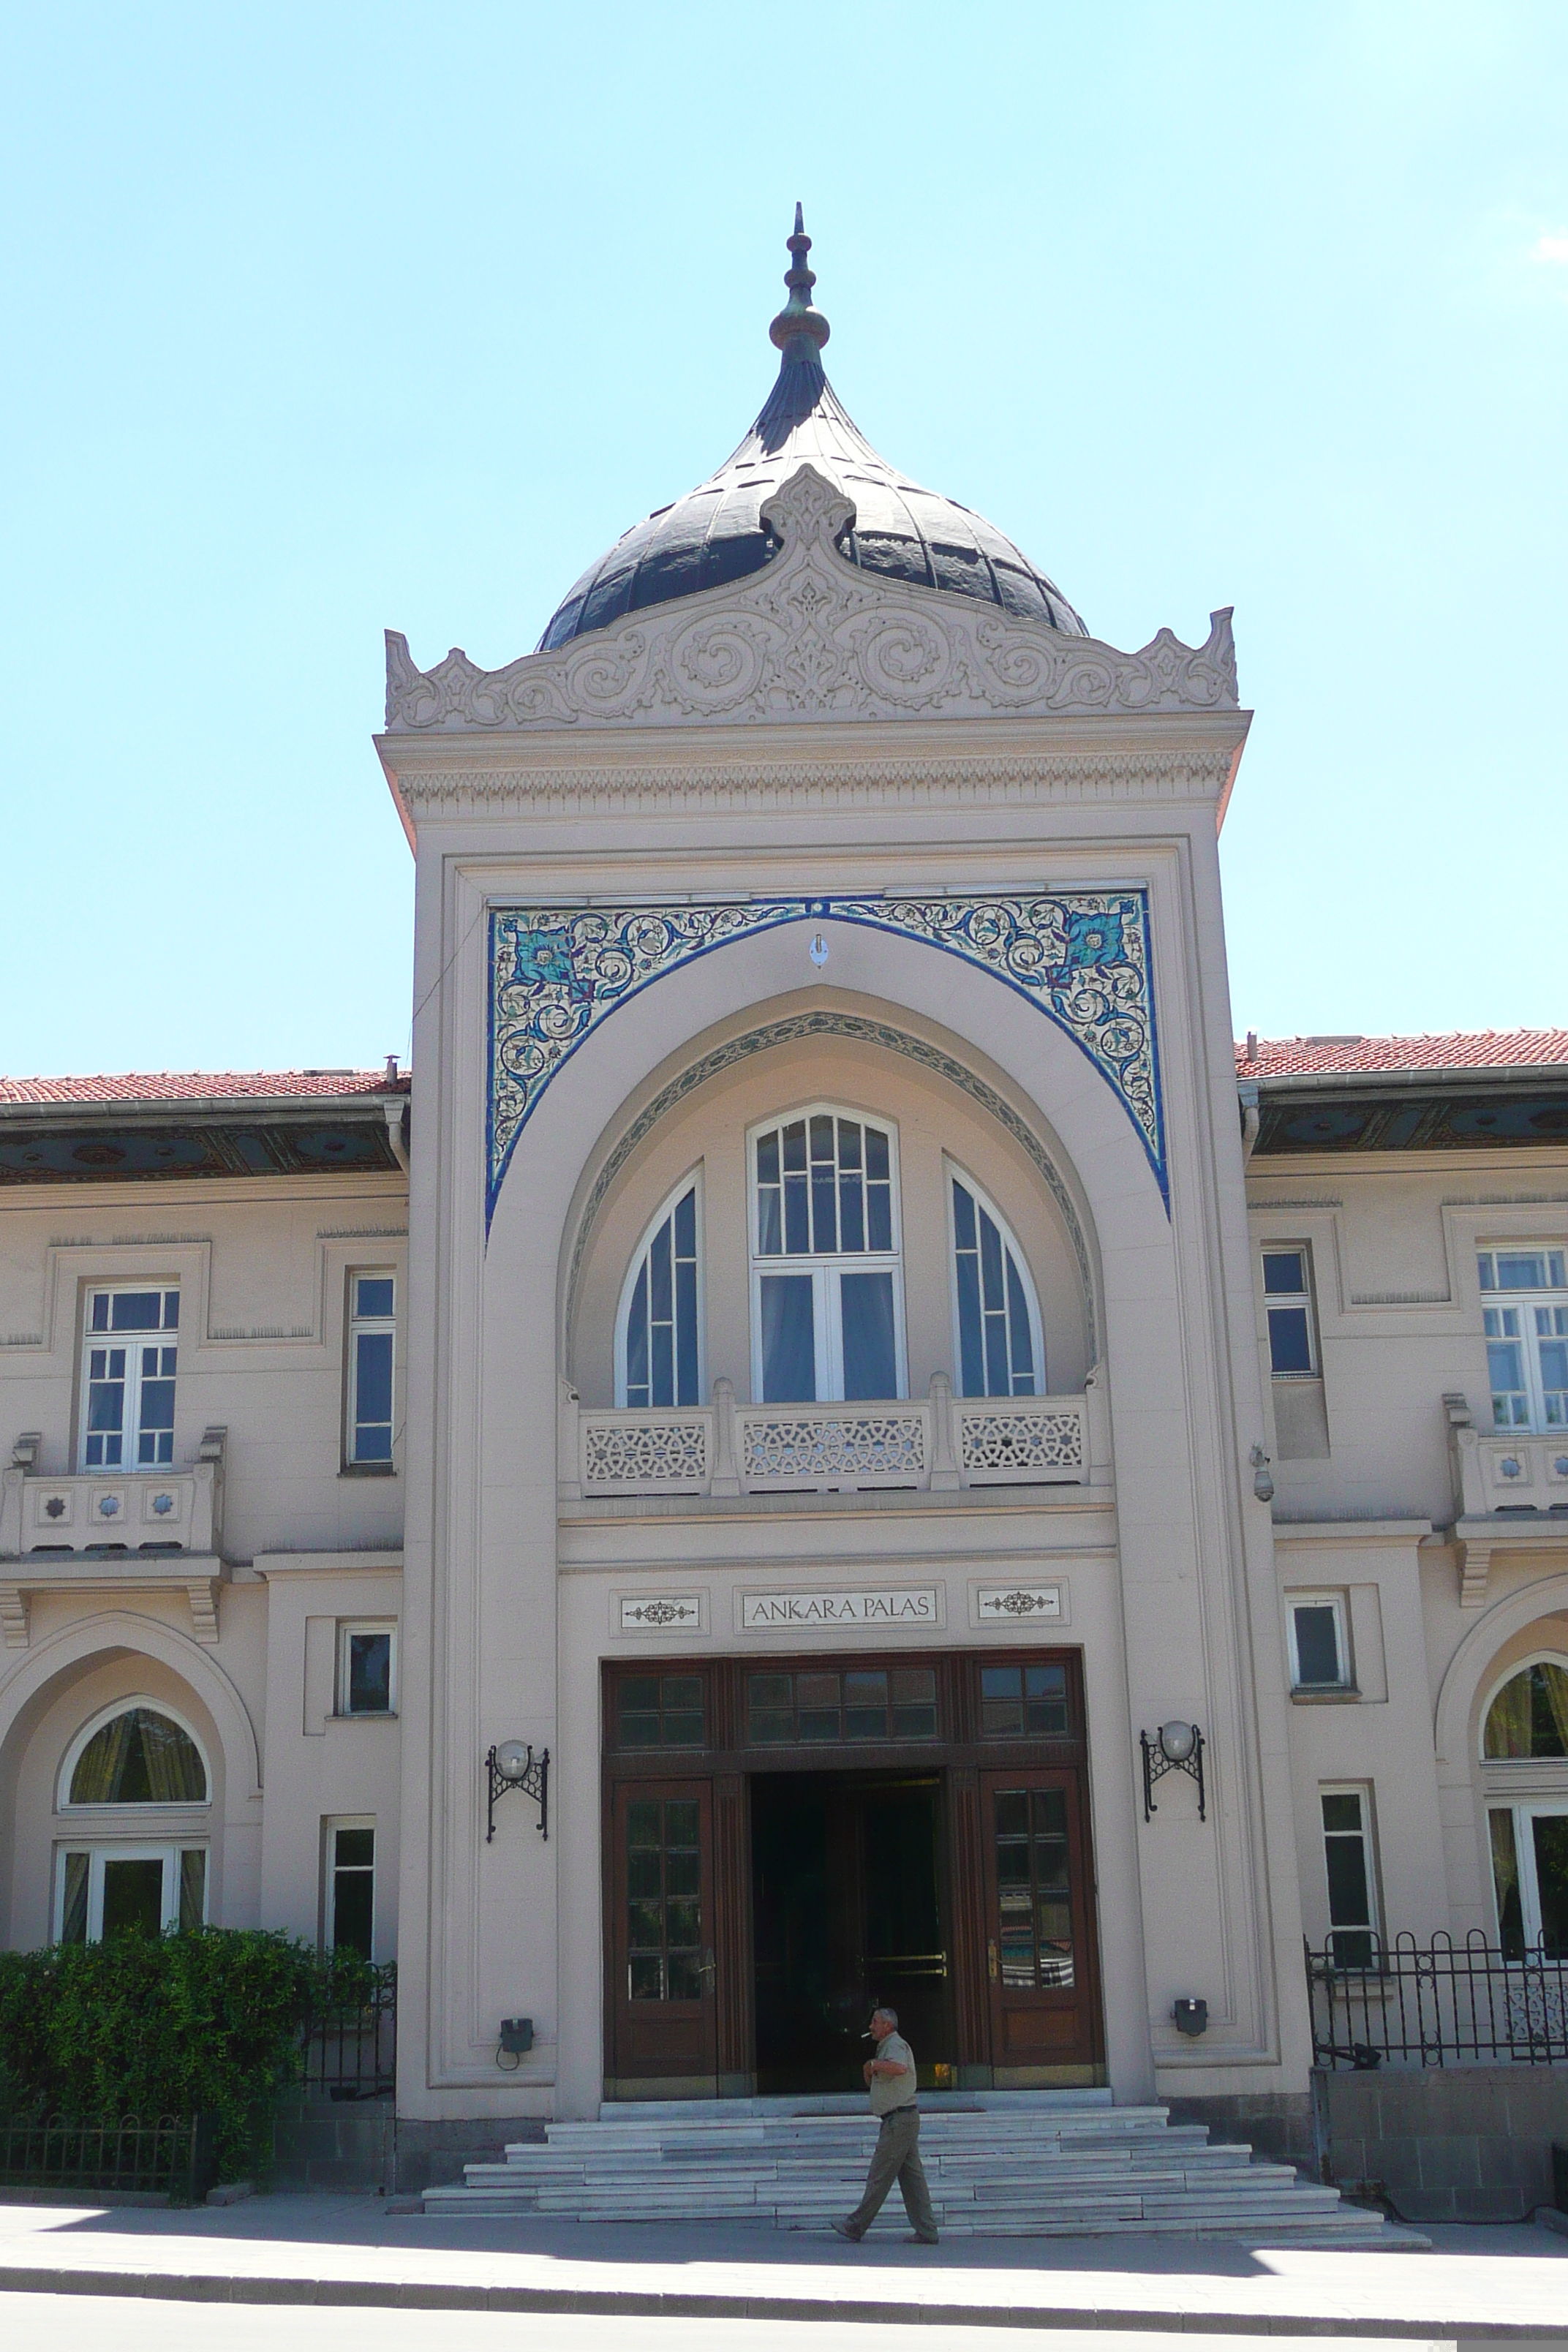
[486,1743,549,1842]
[1140,1726,1205,1823]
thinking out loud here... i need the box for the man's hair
[874,2005,898,2028]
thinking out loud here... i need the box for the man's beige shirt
[869,2031,917,2115]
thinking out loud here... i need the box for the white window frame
[614,1170,705,1410]
[1477,1651,1568,1761]
[53,1842,209,1942]
[1261,1245,1319,1379]
[345,1268,396,1468]
[747,1105,906,1405]
[324,1814,377,1956]
[58,1695,211,1812]
[1477,1248,1568,1431]
[336,1621,398,1717]
[1286,1594,1352,1692]
[1319,1782,1380,1965]
[1488,1798,1568,1951]
[78,1283,181,1471]
[944,1161,1045,1398]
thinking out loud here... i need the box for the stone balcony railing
[1445,1397,1568,1520]
[1,1428,227,1647]
[559,1372,1111,1501]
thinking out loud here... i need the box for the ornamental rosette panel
[957,1406,1085,1474]
[581,1417,709,1491]
[487,893,1165,1227]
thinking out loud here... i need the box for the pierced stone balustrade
[1447,1399,1568,1520]
[562,1373,1109,1501]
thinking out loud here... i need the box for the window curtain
[1537,1661,1568,1754]
[1484,1663,1568,1759]
[141,1711,207,1802]
[69,1707,206,1803]
[69,1711,138,1803]
[1489,1809,1525,1960]
[59,1852,88,1945]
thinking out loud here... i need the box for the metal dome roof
[538,211,1088,652]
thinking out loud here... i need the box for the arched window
[62,1702,208,1807]
[617,1177,701,1410]
[1482,1659,1568,1760]
[948,1169,1043,1398]
[750,1109,904,1402]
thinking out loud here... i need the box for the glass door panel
[979,1768,1098,2074]
[611,1779,717,2086]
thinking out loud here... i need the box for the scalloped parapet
[383,464,1238,735]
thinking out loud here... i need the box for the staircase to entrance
[422,2089,1420,2242]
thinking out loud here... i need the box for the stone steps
[421,2092,1417,2244]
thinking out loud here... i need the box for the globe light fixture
[485,1740,550,1842]
[1139,1719,1206,1823]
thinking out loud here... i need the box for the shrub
[0,1927,353,2181]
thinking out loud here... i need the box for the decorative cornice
[489,892,1166,1233]
[392,745,1239,814]
[387,464,1237,737]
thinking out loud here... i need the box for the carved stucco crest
[388,465,1237,734]
[487,893,1166,1232]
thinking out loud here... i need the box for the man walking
[832,2005,938,2244]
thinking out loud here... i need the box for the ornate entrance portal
[601,1649,1104,2098]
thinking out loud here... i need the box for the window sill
[1291,1684,1360,1704]
[339,1462,398,1480]
[332,1709,399,1722]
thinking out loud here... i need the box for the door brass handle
[987,1940,998,1982]
[698,1946,717,1989]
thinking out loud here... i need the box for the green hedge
[0,1928,363,2182]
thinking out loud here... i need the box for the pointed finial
[769,203,830,359]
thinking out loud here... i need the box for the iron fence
[301,1959,397,2099]
[1306,1932,1568,2067]
[0,2112,215,2200]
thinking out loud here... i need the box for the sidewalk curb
[0,2263,1561,2335]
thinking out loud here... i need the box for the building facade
[2,223,1564,2168]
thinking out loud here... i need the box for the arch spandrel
[486,891,1166,1233]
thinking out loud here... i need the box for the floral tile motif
[487,893,1164,1227]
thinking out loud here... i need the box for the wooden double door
[603,1650,1104,2095]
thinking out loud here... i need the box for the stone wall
[1314,2065,1568,2222]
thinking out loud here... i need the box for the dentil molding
[386,464,1239,737]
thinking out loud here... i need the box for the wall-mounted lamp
[1140,1719,1206,1823]
[1172,1997,1208,2038]
[1249,1444,1275,1503]
[486,1740,549,1842]
[496,2016,535,2070]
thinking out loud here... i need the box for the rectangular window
[338,1623,396,1716]
[346,1271,396,1466]
[615,1673,706,1749]
[1262,1248,1318,1378]
[80,1287,180,1469]
[744,1667,938,1746]
[325,1819,375,1958]
[1288,1596,1351,1691]
[980,1662,1069,1738]
[1321,1787,1378,1969]
[55,1843,207,1943]
[1479,1250,1568,1429]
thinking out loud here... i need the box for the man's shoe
[831,2220,862,2242]
[909,2233,939,2244]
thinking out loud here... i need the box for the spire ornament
[769,202,831,359]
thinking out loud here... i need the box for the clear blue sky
[3,1,1564,1077]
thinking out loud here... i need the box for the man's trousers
[843,2108,938,2240]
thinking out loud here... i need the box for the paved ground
[0,2195,1564,2339]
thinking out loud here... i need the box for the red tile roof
[0,1069,407,1107]
[1235,1030,1568,1079]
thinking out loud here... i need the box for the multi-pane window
[338,1624,396,1716]
[980,1663,1068,1738]
[1321,1787,1378,1968]
[1288,1597,1351,1692]
[56,1844,207,1943]
[616,1674,706,1749]
[750,1111,902,1403]
[1262,1249,1318,1377]
[1479,1250,1568,1429]
[950,1174,1041,1398]
[1489,1803,1568,1960]
[326,1820,375,1957]
[347,1273,395,1464]
[993,1788,1075,1988]
[625,1798,703,2000]
[618,1183,700,1410]
[745,1667,938,1745]
[80,1288,179,1469]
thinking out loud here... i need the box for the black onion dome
[538,210,1087,652]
